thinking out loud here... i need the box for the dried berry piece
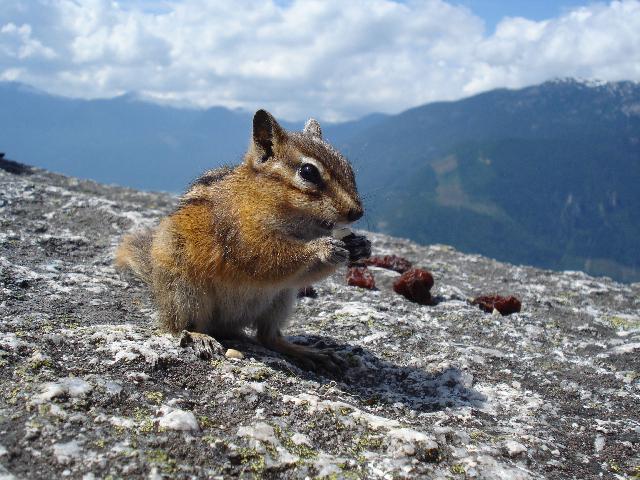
[342,233,372,262]
[393,268,434,305]
[346,266,376,290]
[364,254,412,273]
[297,286,318,298]
[472,295,521,315]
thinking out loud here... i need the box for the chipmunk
[115,110,368,371]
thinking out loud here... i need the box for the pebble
[157,408,200,431]
[594,435,606,452]
[502,440,527,457]
[225,348,244,360]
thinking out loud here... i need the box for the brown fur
[115,110,363,370]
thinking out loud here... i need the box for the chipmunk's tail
[115,229,153,284]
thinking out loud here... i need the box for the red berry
[364,255,412,273]
[346,266,376,290]
[393,268,434,305]
[472,295,521,315]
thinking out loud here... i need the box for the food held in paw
[364,254,412,273]
[393,268,434,305]
[342,234,372,262]
[346,266,376,290]
[472,295,521,315]
[333,227,371,262]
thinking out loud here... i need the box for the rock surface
[1,159,639,479]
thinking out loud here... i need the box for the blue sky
[457,0,598,31]
[1,0,639,121]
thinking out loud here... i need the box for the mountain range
[0,82,385,192]
[1,79,639,282]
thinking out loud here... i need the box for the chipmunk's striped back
[115,109,367,372]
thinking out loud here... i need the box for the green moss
[29,358,53,370]
[469,430,489,443]
[133,407,155,433]
[139,419,155,433]
[609,316,640,329]
[133,407,150,421]
[236,447,266,477]
[7,386,21,405]
[353,435,383,452]
[335,461,367,479]
[366,315,376,329]
[37,404,51,416]
[263,441,278,459]
[450,464,466,475]
[274,425,318,459]
[198,415,216,429]
[144,391,163,404]
[246,368,271,381]
[210,359,224,369]
[146,449,177,474]
[59,314,79,329]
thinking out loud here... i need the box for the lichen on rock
[0,160,639,479]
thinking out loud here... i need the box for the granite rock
[1,159,639,479]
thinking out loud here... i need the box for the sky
[1,0,639,121]
[455,0,600,32]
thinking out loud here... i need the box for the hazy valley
[2,79,639,282]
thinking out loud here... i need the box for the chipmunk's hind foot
[259,334,347,375]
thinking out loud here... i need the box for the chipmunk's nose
[347,207,364,222]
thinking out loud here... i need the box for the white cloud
[0,22,57,60]
[0,0,639,121]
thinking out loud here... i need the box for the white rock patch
[157,407,199,431]
[35,377,92,404]
[53,440,83,464]
[502,440,528,457]
[237,422,276,443]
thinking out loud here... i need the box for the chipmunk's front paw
[179,330,224,360]
[312,237,349,266]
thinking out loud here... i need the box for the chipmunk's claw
[261,335,347,376]
[299,347,348,376]
[179,330,224,360]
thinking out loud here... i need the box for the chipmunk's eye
[299,163,323,187]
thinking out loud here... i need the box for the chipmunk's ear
[253,109,285,161]
[303,118,322,139]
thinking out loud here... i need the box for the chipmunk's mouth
[287,218,335,240]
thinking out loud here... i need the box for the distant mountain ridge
[2,79,639,281]
[0,81,386,192]
[342,79,640,282]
